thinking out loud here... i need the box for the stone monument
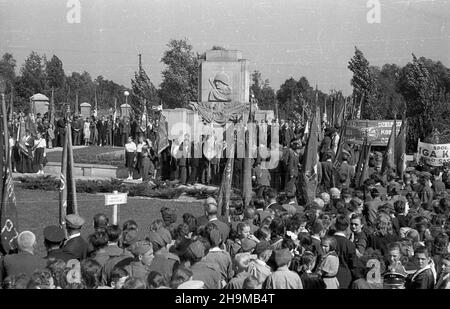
[191,49,250,125]
[30,93,49,116]
[80,102,91,119]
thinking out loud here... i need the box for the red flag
[59,112,78,230]
[1,93,19,254]
[395,116,407,179]
[381,119,396,174]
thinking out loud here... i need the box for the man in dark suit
[197,197,230,242]
[43,225,72,262]
[97,116,107,146]
[320,151,335,191]
[0,231,46,281]
[61,214,89,261]
[333,215,359,289]
[56,117,66,147]
[72,115,82,146]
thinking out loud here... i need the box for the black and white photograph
[1,0,450,292]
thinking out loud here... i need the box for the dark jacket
[334,234,358,289]
[1,251,46,280]
[61,235,89,261]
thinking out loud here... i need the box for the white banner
[417,141,450,166]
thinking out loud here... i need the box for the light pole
[124,90,129,105]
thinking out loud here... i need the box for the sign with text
[105,193,127,206]
[344,120,402,146]
[417,141,450,166]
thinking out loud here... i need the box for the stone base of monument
[43,162,118,178]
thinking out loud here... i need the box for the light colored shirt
[34,138,46,148]
[125,142,137,152]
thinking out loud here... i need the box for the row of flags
[0,92,19,254]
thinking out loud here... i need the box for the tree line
[1,40,450,151]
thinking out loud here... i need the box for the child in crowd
[124,136,136,180]
[141,150,151,183]
[318,236,340,289]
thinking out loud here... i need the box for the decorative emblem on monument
[208,72,232,102]
[190,49,250,125]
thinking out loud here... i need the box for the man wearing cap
[0,231,46,280]
[248,241,273,285]
[263,248,303,289]
[124,240,154,284]
[187,239,221,289]
[43,225,72,262]
[147,227,180,284]
[61,214,89,261]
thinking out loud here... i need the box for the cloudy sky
[1,0,449,96]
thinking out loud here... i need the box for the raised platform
[43,161,117,178]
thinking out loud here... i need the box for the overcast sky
[1,0,449,96]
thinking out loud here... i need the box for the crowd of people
[2,150,450,288]
[4,109,450,289]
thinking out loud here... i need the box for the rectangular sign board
[344,120,402,146]
[417,141,450,166]
[105,193,127,206]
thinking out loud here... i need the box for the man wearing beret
[124,240,154,285]
[187,239,221,289]
[61,214,89,261]
[43,225,72,262]
[248,241,273,285]
[262,248,303,289]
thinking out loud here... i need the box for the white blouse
[34,138,46,149]
[125,142,137,152]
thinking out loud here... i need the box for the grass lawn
[15,187,203,257]
[45,146,125,166]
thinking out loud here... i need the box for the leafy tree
[46,55,65,90]
[403,54,439,149]
[250,70,276,110]
[130,64,158,118]
[348,47,377,119]
[160,39,199,108]
[0,53,17,93]
[16,51,47,99]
